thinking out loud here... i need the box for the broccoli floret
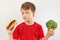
[46,20,57,30]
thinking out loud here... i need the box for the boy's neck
[25,20,34,25]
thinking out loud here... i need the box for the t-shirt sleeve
[38,25,45,39]
[12,25,19,39]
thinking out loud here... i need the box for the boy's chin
[24,19,30,22]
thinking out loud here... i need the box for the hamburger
[6,19,17,30]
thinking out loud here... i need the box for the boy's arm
[13,39,18,40]
[40,35,49,40]
[40,29,54,40]
[13,38,20,40]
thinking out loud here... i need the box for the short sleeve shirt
[13,22,44,40]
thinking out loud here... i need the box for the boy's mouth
[23,17,28,19]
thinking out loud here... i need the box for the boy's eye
[22,13,24,14]
[25,12,29,14]
[26,12,28,14]
[22,12,29,15]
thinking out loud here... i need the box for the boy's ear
[33,12,35,17]
[33,14,34,17]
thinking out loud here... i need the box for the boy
[13,2,54,40]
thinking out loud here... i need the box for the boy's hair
[21,2,36,12]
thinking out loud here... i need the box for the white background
[0,0,60,40]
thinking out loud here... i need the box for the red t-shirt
[13,22,44,40]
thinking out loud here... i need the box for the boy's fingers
[48,29,54,36]
[6,26,8,30]
[7,30,13,34]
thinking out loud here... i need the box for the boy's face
[21,8,34,22]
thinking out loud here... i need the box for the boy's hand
[6,19,17,34]
[6,26,14,40]
[41,29,55,40]
[6,26,14,34]
[46,29,54,38]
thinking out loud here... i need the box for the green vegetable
[46,20,58,30]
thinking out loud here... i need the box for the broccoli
[46,20,58,30]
